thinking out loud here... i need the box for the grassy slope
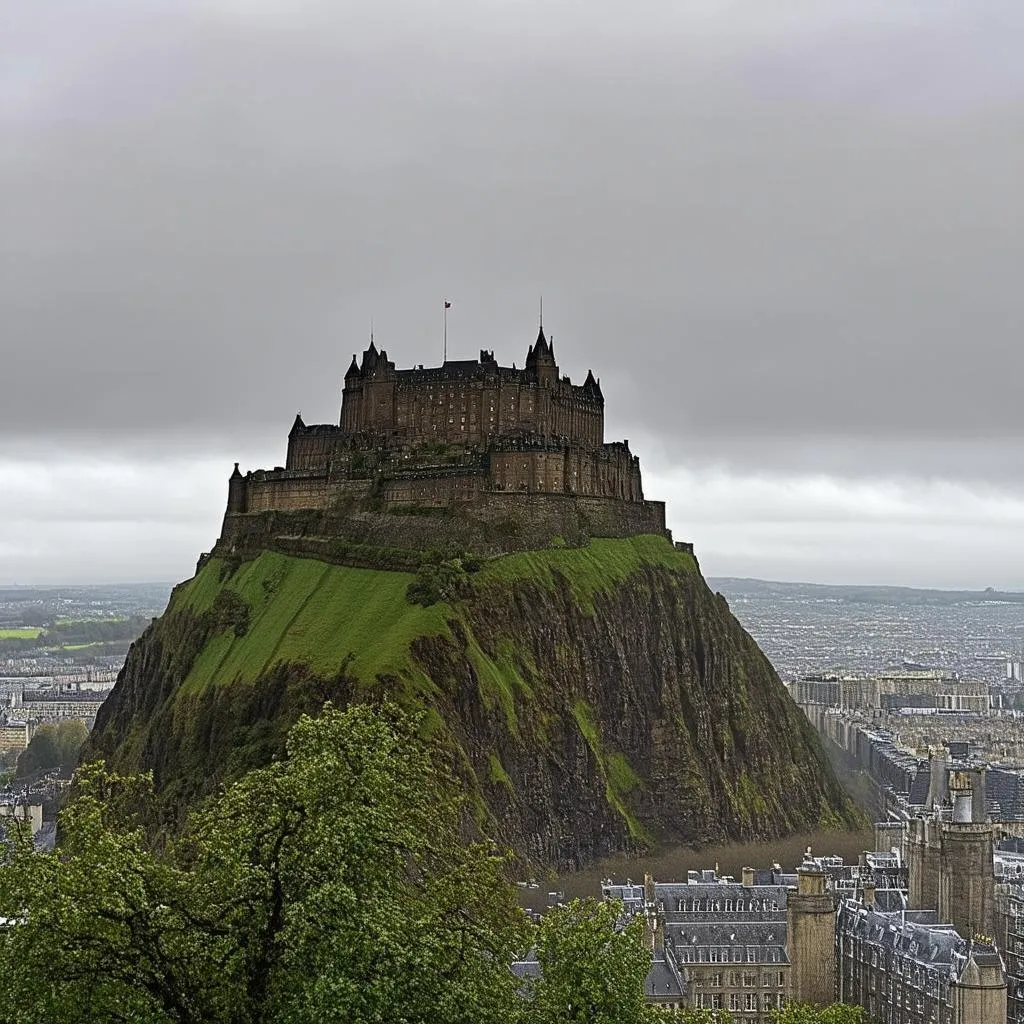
[175,552,450,693]
[172,536,696,695]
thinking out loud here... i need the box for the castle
[219,329,669,557]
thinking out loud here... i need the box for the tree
[55,719,88,766]
[15,724,60,775]
[15,719,88,776]
[527,898,653,1024]
[652,1011,732,1023]
[0,702,531,1024]
[769,1005,867,1024]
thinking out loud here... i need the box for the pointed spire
[345,354,359,379]
[230,462,243,480]
[361,341,379,373]
[289,413,306,436]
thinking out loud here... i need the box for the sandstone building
[605,837,1011,1023]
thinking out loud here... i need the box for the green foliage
[407,555,472,607]
[571,701,649,843]
[468,638,534,735]
[174,552,450,691]
[487,752,514,794]
[16,719,88,775]
[478,535,697,613]
[527,898,652,1024]
[43,617,150,646]
[651,1010,732,1023]
[0,703,531,1024]
[769,1005,867,1024]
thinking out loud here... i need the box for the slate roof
[645,958,686,1000]
[837,900,1005,983]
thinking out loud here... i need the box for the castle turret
[361,340,379,375]
[342,355,361,431]
[525,327,558,387]
[939,816,996,940]
[226,463,247,515]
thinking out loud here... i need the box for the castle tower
[226,463,247,515]
[939,785,996,940]
[952,944,1007,1024]
[340,355,360,431]
[525,328,558,388]
[787,866,837,1007]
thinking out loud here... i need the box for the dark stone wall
[341,358,604,447]
[216,492,670,567]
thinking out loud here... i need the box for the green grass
[176,552,450,692]
[571,699,600,750]
[175,536,690,695]
[0,628,42,639]
[466,638,535,736]
[477,534,696,613]
[487,752,514,795]
[571,699,650,843]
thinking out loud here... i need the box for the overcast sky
[3,1,1024,587]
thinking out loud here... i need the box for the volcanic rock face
[86,537,859,870]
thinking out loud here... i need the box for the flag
[444,301,451,308]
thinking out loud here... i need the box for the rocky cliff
[86,535,861,869]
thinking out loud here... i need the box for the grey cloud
[4,0,1024,583]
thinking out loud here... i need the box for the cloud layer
[3,1,1024,584]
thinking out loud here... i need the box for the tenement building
[605,867,796,1021]
[837,899,1006,1023]
[605,832,1012,1023]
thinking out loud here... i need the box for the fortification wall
[381,472,486,507]
[217,492,669,568]
[243,471,333,513]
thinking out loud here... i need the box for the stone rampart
[216,492,669,568]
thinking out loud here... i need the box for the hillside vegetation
[87,534,861,868]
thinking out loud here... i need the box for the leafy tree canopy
[0,703,530,1024]
[15,719,87,776]
[769,1005,867,1024]
[528,898,652,1024]
[0,701,871,1024]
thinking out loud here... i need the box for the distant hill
[708,577,1024,607]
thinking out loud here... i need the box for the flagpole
[443,303,447,363]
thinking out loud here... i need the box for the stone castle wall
[340,351,604,448]
[217,492,669,566]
